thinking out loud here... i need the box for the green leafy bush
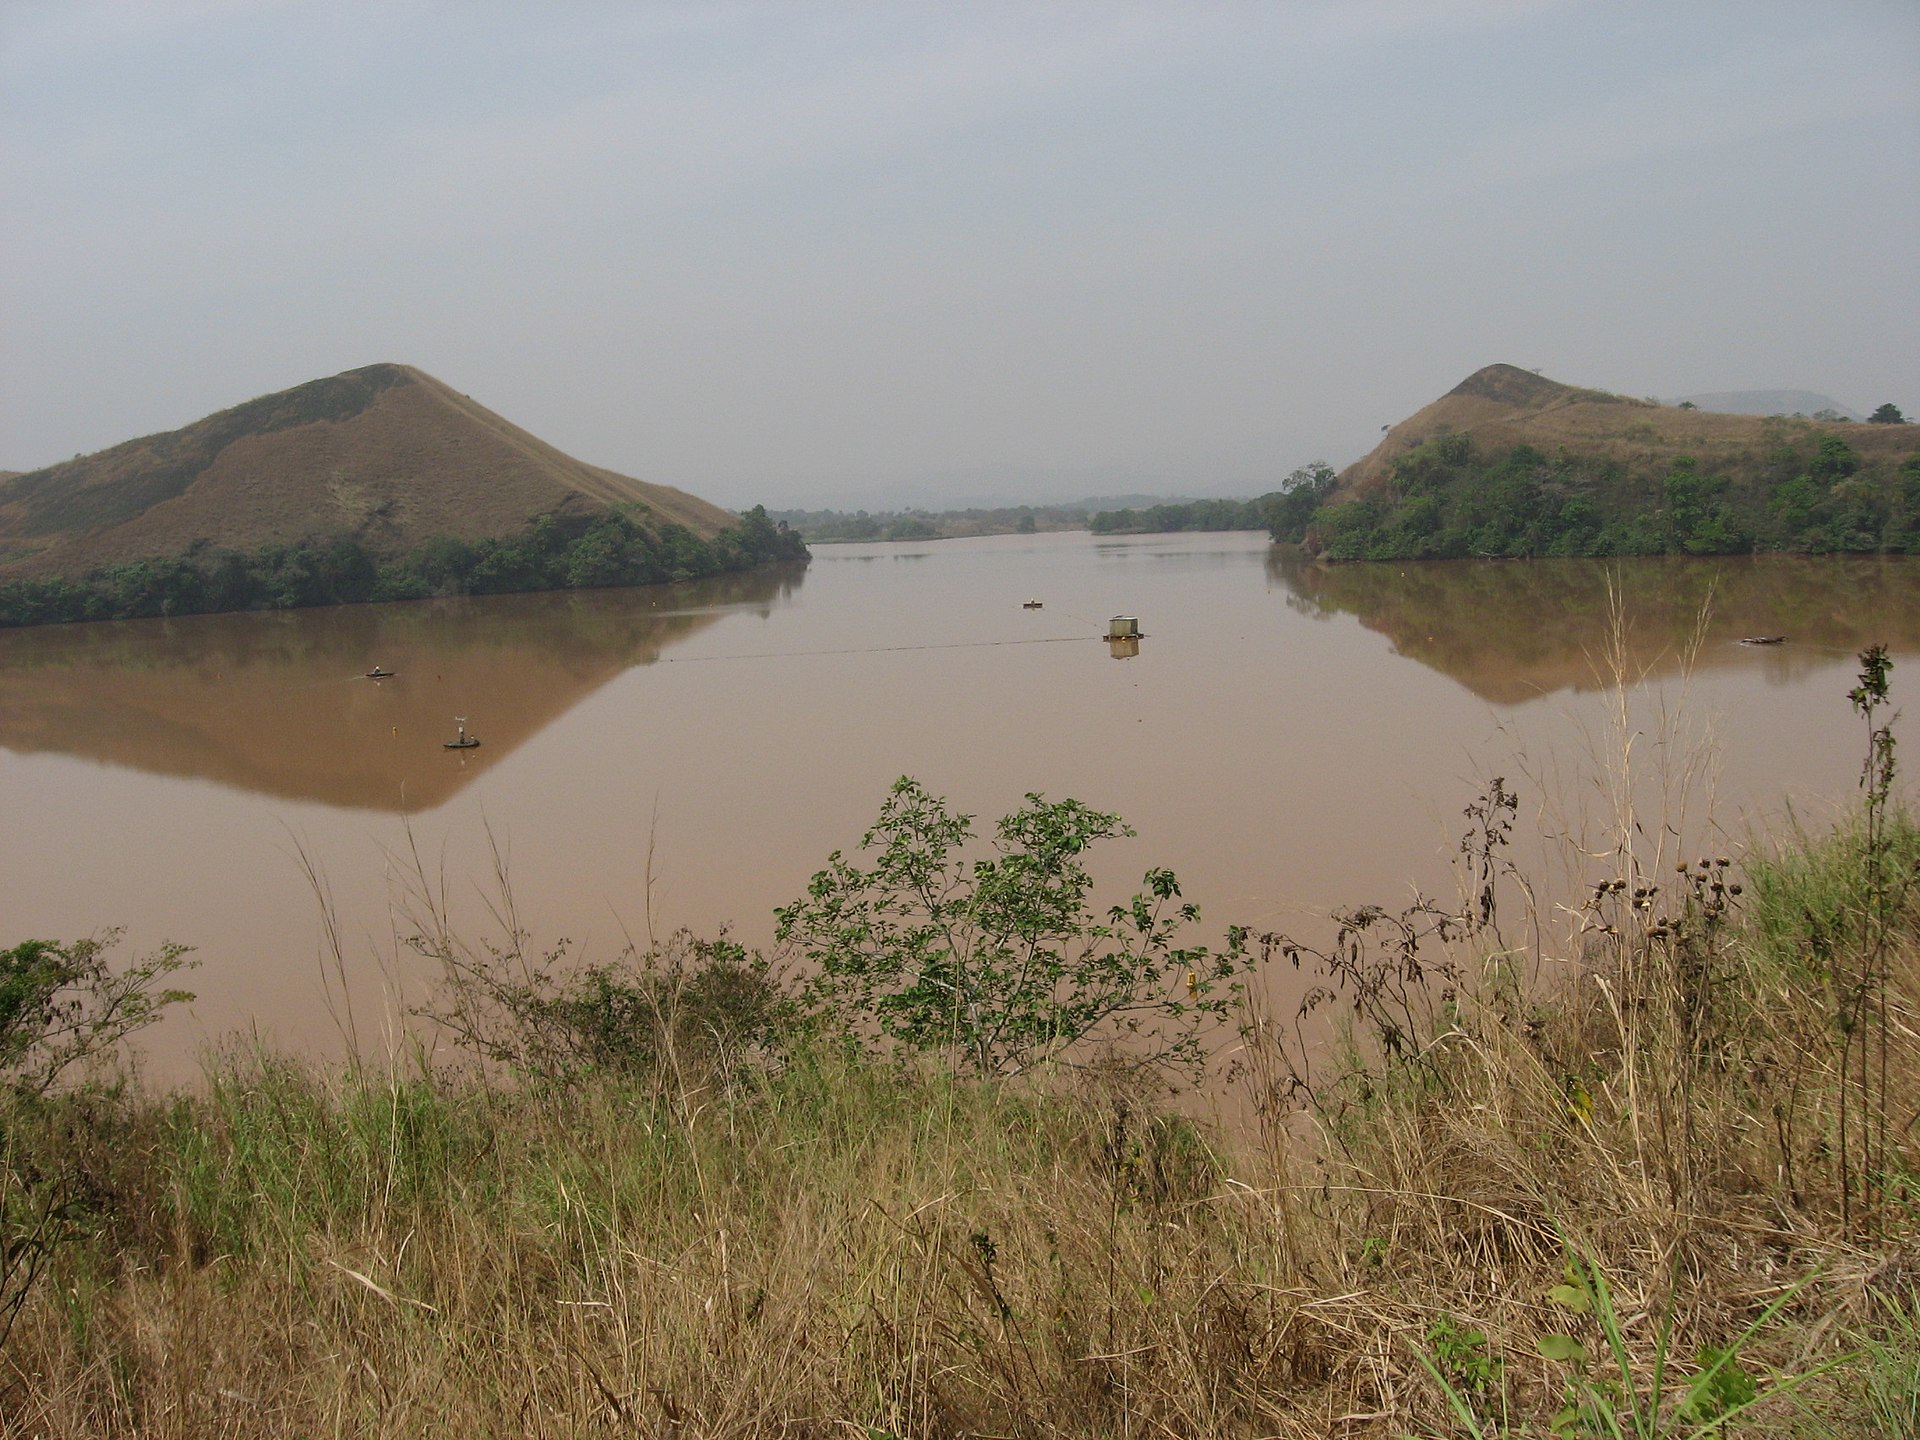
[776,777,1249,1077]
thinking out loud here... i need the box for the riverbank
[5,767,1919,1436]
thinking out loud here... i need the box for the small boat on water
[1022,599,1043,609]
[1739,635,1787,646]
[443,717,480,750]
[366,665,396,678]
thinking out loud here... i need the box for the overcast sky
[4,1,1917,508]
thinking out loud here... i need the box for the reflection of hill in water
[0,567,804,811]
[1269,551,1920,704]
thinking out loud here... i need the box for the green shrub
[776,776,1249,1077]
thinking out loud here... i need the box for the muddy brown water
[3,534,1916,1080]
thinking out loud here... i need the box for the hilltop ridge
[1338,364,1650,495]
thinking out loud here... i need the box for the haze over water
[3,533,1915,1076]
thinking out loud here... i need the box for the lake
[3,532,1916,1076]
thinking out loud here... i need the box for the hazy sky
[4,1,1917,508]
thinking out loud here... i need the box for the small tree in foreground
[1,933,194,1097]
[776,777,1249,1078]
[2,933,193,1346]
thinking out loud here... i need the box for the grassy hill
[0,365,805,625]
[1297,364,1920,560]
[0,364,734,578]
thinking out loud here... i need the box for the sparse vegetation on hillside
[0,369,412,541]
[0,364,744,588]
[0,505,806,627]
[1291,430,1920,561]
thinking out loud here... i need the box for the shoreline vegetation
[770,497,1269,543]
[10,405,1916,632]
[781,418,1920,567]
[4,658,1919,1435]
[1278,429,1920,562]
[0,505,807,629]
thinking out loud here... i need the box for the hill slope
[0,364,736,579]
[1338,364,1915,499]
[1300,364,1920,561]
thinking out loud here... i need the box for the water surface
[2,535,1911,1073]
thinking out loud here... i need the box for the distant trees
[1088,497,1267,535]
[771,505,1086,542]
[1870,403,1908,425]
[0,505,807,628]
[777,495,1287,544]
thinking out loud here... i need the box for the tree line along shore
[782,422,1920,566]
[7,410,1916,630]
[0,505,807,628]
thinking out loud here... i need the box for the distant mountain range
[0,363,737,581]
[1669,389,1861,420]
